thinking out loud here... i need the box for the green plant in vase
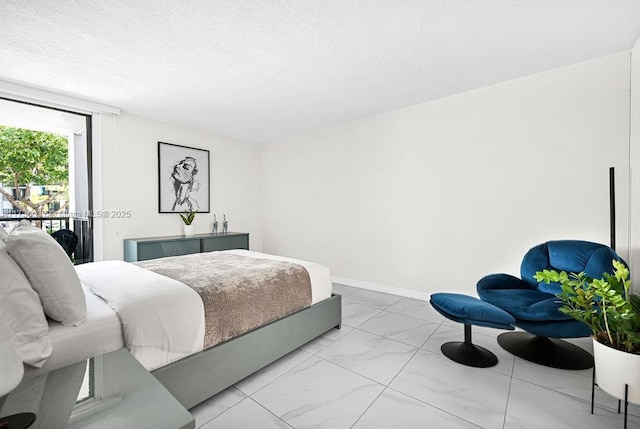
[534,259,640,353]
[179,210,196,225]
[179,210,197,236]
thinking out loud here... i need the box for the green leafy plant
[534,260,640,353]
[179,210,196,225]
[0,125,69,216]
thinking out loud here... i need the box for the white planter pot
[183,224,195,236]
[593,337,640,405]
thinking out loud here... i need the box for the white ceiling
[1,1,640,143]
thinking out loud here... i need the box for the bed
[1,223,341,410]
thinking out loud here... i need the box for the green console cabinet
[123,232,249,262]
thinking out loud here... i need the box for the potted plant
[179,210,196,236]
[534,260,640,405]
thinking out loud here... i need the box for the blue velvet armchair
[477,240,624,369]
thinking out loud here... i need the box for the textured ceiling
[1,1,640,142]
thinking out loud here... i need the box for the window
[0,98,94,263]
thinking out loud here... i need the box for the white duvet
[75,261,205,371]
[74,251,332,372]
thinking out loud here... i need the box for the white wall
[95,112,262,261]
[261,52,631,297]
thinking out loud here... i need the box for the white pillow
[0,226,7,239]
[0,249,53,368]
[4,223,86,326]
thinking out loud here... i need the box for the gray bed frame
[152,293,342,409]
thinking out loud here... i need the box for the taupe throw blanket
[136,252,312,348]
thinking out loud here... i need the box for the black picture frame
[158,141,210,213]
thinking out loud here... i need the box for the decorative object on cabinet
[158,142,210,214]
[179,210,196,236]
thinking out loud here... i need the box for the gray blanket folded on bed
[136,252,312,348]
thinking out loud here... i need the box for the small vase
[183,224,195,236]
[593,337,640,405]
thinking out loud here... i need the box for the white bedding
[75,261,205,371]
[25,287,123,376]
[46,251,332,372]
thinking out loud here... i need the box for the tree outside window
[0,125,69,217]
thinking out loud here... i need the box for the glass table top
[0,349,194,429]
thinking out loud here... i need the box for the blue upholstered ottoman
[430,293,516,368]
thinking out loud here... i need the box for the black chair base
[497,332,593,370]
[441,324,498,368]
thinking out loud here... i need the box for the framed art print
[158,141,210,213]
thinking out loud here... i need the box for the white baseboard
[331,276,430,301]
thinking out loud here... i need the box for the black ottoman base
[441,342,498,368]
[440,324,498,368]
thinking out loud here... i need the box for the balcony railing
[0,215,92,264]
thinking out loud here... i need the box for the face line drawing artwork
[158,141,210,214]
[171,155,200,212]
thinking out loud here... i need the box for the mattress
[25,287,124,375]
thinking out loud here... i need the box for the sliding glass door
[0,98,94,263]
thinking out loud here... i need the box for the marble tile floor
[190,283,640,428]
